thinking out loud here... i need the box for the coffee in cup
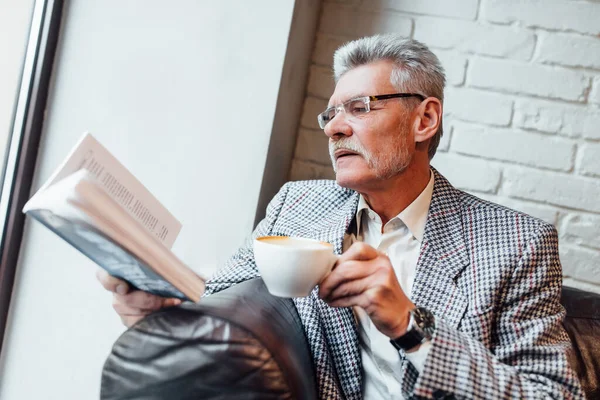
[253,236,338,297]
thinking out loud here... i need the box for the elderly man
[99,34,583,399]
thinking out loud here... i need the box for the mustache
[328,138,367,158]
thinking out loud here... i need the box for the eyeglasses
[316,93,426,129]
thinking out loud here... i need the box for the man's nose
[323,112,352,138]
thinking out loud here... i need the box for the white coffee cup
[253,236,338,298]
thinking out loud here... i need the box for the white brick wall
[360,0,479,20]
[469,57,589,101]
[290,0,600,293]
[414,17,536,61]
[580,143,600,178]
[452,124,576,171]
[482,0,600,35]
[536,33,600,70]
[445,88,512,126]
[592,78,600,105]
[513,98,600,139]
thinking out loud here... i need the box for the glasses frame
[317,92,426,129]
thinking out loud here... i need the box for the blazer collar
[410,168,470,329]
[420,168,470,279]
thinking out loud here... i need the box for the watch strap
[390,328,425,351]
[389,307,435,351]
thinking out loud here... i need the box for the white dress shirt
[343,172,435,399]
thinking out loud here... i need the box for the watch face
[413,307,435,336]
[389,307,436,351]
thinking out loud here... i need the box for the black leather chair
[101,278,316,400]
[561,286,600,399]
[101,279,600,399]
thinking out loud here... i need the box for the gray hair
[333,34,446,159]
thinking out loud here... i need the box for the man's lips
[334,149,360,160]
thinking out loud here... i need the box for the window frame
[0,0,64,354]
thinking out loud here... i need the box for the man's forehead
[328,61,396,105]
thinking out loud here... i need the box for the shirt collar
[355,171,435,242]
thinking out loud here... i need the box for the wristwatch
[390,307,435,351]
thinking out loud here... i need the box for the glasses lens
[318,107,336,129]
[345,98,369,116]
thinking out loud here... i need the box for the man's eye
[348,101,367,114]
[325,110,336,120]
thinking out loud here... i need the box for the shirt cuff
[404,340,432,374]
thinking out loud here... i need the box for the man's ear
[412,97,442,143]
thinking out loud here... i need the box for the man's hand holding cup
[318,242,415,339]
[253,237,415,339]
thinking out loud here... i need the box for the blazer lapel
[411,170,470,329]
[293,190,363,400]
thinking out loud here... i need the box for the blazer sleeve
[203,183,290,296]
[403,223,584,399]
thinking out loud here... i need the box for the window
[0,0,64,353]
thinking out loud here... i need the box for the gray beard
[329,137,412,180]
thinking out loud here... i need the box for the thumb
[96,268,130,295]
[162,297,183,307]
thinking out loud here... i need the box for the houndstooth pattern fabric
[205,170,584,399]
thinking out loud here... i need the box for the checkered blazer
[205,169,583,399]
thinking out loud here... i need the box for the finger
[337,242,380,264]
[115,291,163,310]
[319,259,374,298]
[96,269,130,295]
[115,291,181,311]
[324,276,372,302]
[112,300,151,317]
[163,297,183,307]
[113,295,181,317]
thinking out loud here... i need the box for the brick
[289,159,335,181]
[301,97,328,130]
[360,0,479,20]
[431,152,501,193]
[436,123,452,152]
[444,87,512,126]
[559,244,600,285]
[513,98,600,140]
[319,3,412,38]
[562,214,600,250]
[413,17,535,61]
[435,50,467,86]
[503,167,600,213]
[307,65,335,100]
[482,0,600,36]
[313,34,348,67]
[591,78,600,105]
[562,277,600,295]
[580,143,600,178]
[293,128,332,165]
[468,57,589,101]
[537,33,600,70]
[452,125,575,171]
